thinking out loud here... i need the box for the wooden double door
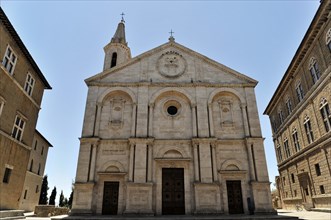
[226,180,244,214]
[102,181,119,215]
[162,168,185,215]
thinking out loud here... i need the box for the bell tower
[103,14,131,71]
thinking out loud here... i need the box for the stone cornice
[79,137,100,144]
[153,139,192,144]
[154,158,191,161]
[0,8,52,89]
[26,170,43,178]
[1,66,41,110]
[192,137,217,144]
[98,172,127,176]
[218,170,247,175]
[85,41,258,85]
[264,1,330,115]
[128,137,155,145]
[278,132,331,169]
[74,182,95,186]
[250,181,272,186]
[215,138,246,145]
[271,70,331,136]
[87,81,256,88]
[0,129,31,151]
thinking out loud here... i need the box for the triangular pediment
[86,41,257,86]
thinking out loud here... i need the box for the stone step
[51,215,299,220]
[0,210,25,219]
[0,217,26,220]
[310,208,331,213]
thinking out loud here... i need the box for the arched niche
[100,160,125,173]
[149,88,195,106]
[220,159,243,171]
[97,87,136,104]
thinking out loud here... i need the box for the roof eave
[263,1,330,115]
[0,7,52,89]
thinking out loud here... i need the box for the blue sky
[1,1,320,200]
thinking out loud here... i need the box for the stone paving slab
[277,209,331,220]
[12,209,331,220]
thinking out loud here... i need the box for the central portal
[102,181,119,215]
[162,168,185,215]
[226,180,244,214]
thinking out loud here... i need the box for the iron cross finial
[121,12,125,22]
[169,29,174,37]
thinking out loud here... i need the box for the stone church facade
[72,19,274,215]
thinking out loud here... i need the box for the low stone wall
[0,210,25,218]
[312,195,331,209]
[35,205,69,217]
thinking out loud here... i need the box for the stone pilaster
[192,138,217,183]
[129,138,154,183]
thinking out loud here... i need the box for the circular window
[167,106,178,115]
[163,100,182,117]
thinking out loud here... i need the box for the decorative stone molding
[220,159,244,171]
[155,145,190,158]
[88,81,256,88]
[128,137,154,145]
[79,137,100,144]
[149,87,195,106]
[97,87,136,104]
[86,42,257,85]
[207,87,246,105]
[157,50,187,79]
[100,160,126,173]
[192,138,217,145]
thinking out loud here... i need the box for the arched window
[303,115,314,144]
[271,116,277,132]
[320,98,331,132]
[284,138,291,158]
[277,105,284,125]
[309,57,320,84]
[326,28,331,52]
[295,81,304,102]
[292,128,300,152]
[29,159,33,172]
[286,96,292,115]
[111,52,117,68]
[276,144,282,162]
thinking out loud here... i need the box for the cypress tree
[68,190,73,209]
[49,186,57,205]
[59,190,64,207]
[39,175,49,204]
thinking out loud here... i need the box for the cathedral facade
[72,19,274,215]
